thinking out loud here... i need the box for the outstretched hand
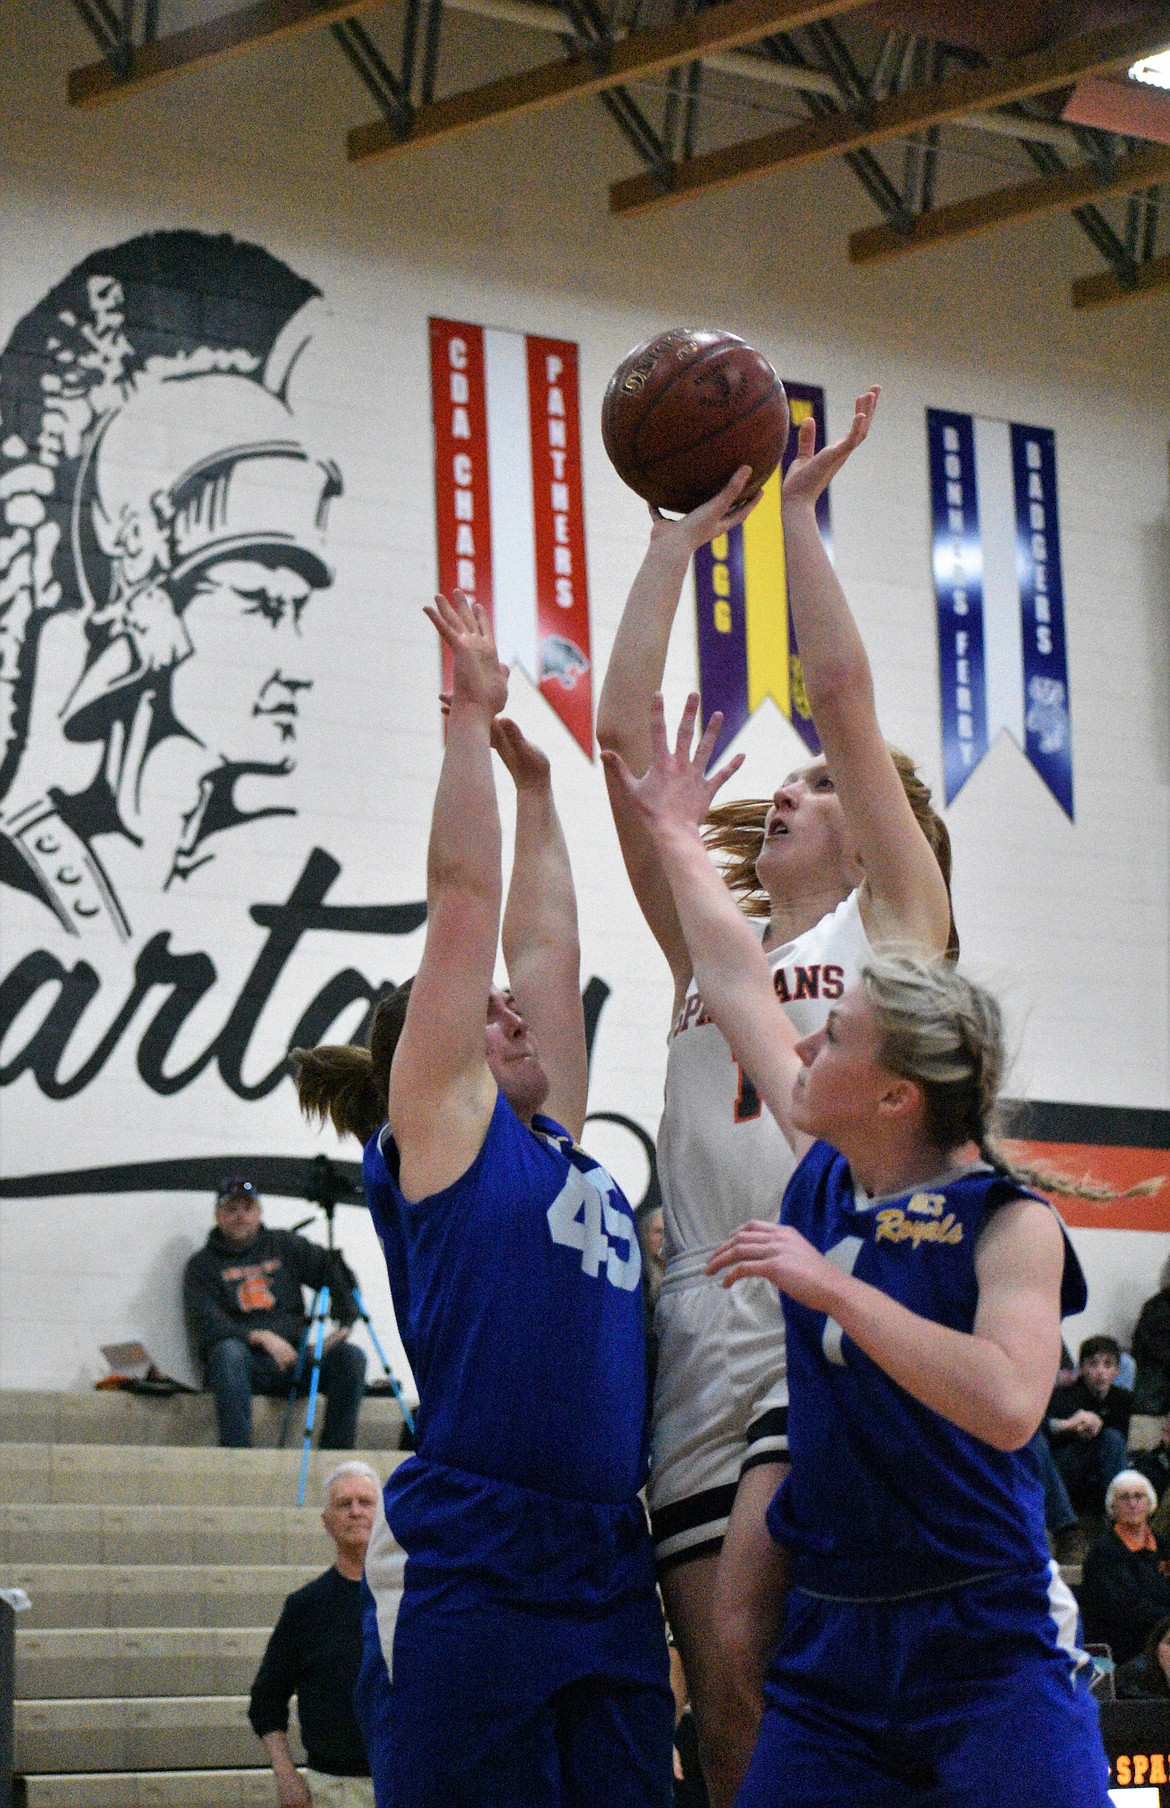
[491,716,551,790]
[600,691,743,837]
[648,464,760,554]
[706,1220,840,1311]
[424,590,508,719]
[782,386,880,510]
[438,695,551,790]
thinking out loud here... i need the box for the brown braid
[862,954,1160,1204]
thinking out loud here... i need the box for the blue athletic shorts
[358,1652,673,1808]
[737,1565,1111,1808]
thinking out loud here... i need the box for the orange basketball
[602,328,789,515]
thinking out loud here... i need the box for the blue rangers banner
[927,409,1073,818]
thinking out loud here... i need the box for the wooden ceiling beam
[609,11,1170,216]
[68,0,386,108]
[849,140,1170,263]
[346,0,869,162]
[1072,249,1170,307]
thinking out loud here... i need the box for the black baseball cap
[215,1176,258,1205]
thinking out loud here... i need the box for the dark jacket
[249,1566,369,1775]
[1115,1650,1170,1700]
[184,1226,359,1362]
[1080,1527,1170,1665]
[1133,1290,1170,1415]
[1134,1443,1170,1504]
[1047,1377,1132,1450]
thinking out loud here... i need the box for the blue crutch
[295,1283,331,1507]
[352,1284,415,1439]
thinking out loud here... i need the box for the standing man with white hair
[249,1461,382,1807]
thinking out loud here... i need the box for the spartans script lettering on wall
[0,231,428,1110]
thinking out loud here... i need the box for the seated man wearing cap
[184,1177,366,1449]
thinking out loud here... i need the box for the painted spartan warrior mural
[0,231,341,939]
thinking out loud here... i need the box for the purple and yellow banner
[694,383,829,760]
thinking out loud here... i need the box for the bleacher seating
[1,1388,406,1806]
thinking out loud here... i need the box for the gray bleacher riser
[24,1767,276,1806]
[0,1388,406,1449]
[16,1695,290,1773]
[0,1504,335,1567]
[0,1444,404,1506]
[0,1563,324,1629]
[17,1628,270,1699]
[0,1395,409,1800]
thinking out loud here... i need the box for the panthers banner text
[430,317,593,756]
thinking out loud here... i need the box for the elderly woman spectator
[1081,1471,1170,1664]
[1115,1614,1170,1701]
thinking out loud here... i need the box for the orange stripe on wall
[1006,1140,1170,1232]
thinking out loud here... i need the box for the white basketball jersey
[657,889,873,1260]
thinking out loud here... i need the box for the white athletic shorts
[648,1251,788,1571]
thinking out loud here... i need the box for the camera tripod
[280,1154,416,1506]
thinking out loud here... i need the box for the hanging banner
[927,408,1073,817]
[430,317,593,755]
[693,382,829,761]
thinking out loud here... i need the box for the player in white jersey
[597,389,955,1808]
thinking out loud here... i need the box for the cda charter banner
[927,408,1073,818]
[429,317,593,756]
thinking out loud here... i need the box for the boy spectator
[1047,1334,1132,1515]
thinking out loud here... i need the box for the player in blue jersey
[291,590,673,1808]
[602,696,1111,1807]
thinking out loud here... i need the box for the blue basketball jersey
[357,1097,671,1804]
[767,1141,1088,1600]
[363,1089,649,1506]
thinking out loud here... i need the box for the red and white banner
[430,317,593,755]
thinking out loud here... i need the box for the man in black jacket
[250,1459,380,1806]
[184,1176,366,1448]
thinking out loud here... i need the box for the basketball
[601,327,789,515]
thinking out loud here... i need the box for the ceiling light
[1130,50,1170,89]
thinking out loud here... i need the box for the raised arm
[494,717,588,1142]
[597,469,757,1003]
[602,693,805,1151]
[708,1195,1065,1451]
[782,391,951,955]
[388,591,508,1202]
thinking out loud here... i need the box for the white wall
[0,1,1167,1389]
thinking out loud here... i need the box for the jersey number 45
[547,1171,642,1292]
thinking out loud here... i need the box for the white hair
[322,1459,381,1506]
[1105,1469,1158,1520]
